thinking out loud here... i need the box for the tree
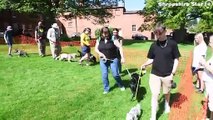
[141,0,213,33]
[0,0,116,24]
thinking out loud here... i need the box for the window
[132,25,136,31]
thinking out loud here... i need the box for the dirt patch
[169,52,207,120]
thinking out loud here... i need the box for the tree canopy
[141,0,213,32]
[0,0,117,23]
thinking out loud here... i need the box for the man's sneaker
[164,106,170,114]
[120,87,125,91]
[103,91,109,94]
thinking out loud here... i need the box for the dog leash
[134,68,143,101]
[126,67,146,101]
[125,68,133,79]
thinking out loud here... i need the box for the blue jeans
[100,58,124,92]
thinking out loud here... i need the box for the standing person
[200,35,213,120]
[95,27,125,94]
[141,24,181,120]
[47,23,61,59]
[79,27,91,65]
[112,28,123,73]
[35,21,46,57]
[192,33,207,93]
[4,26,13,57]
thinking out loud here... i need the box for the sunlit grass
[0,41,193,120]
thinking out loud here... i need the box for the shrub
[95,27,113,39]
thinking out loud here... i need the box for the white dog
[55,53,77,62]
[126,104,141,120]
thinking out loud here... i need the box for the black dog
[14,49,29,57]
[129,73,141,100]
[77,50,97,63]
[129,69,146,100]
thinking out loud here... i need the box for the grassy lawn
[0,41,194,120]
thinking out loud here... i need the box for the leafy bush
[95,27,113,38]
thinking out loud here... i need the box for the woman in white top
[192,33,207,93]
[200,35,213,119]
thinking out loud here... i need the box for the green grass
[0,41,193,120]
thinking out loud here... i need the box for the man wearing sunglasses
[141,24,181,120]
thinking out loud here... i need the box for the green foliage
[95,28,101,38]
[95,27,113,38]
[142,0,213,32]
[0,0,113,25]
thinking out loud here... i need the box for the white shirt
[203,56,213,82]
[192,41,207,68]
[47,28,60,43]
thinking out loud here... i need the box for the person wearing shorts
[141,24,181,120]
[4,26,13,56]
[192,33,207,93]
[79,27,91,65]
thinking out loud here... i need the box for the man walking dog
[141,24,181,120]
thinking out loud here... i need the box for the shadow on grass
[117,78,147,102]
[157,96,165,120]
[156,92,188,119]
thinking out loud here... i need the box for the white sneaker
[120,87,125,91]
[103,91,109,94]
[164,106,170,114]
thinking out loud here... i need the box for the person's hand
[121,58,125,63]
[99,53,106,59]
[141,64,146,70]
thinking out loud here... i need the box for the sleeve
[172,42,181,59]
[147,43,155,59]
[4,31,7,41]
[47,29,52,41]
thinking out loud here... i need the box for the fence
[0,35,96,47]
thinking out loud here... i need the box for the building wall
[0,11,38,36]
[58,7,157,39]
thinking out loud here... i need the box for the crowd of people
[3,22,213,120]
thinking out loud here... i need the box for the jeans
[100,58,124,92]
